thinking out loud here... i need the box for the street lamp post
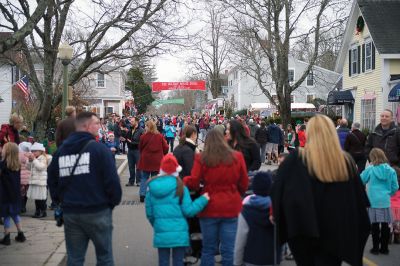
[58,43,73,119]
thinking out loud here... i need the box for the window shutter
[357,45,361,74]
[362,44,365,73]
[349,50,352,77]
[372,42,376,70]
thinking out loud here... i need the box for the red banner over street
[152,80,206,92]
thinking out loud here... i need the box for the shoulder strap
[59,140,95,201]
[349,131,361,146]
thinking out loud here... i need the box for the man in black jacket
[126,117,144,186]
[366,109,400,166]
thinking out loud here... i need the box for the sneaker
[135,183,140,187]
[266,161,272,165]
[140,196,145,203]
[125,183,135,187]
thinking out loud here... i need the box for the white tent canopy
[291,103,316,110]
[250,102,316,111]
[249,102,273,111]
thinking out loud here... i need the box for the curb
[118,158,129,176]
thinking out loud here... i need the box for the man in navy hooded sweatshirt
[48,111,122,266]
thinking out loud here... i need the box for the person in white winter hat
[27,142,52,218]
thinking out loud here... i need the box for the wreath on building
[356,16,364,33]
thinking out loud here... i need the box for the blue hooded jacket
[145,175,208,248]
[48,132,122,213]
[234,195,281,266]
[267,124,282,144]
[361,163,399,208]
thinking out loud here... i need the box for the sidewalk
[0,155,128,266]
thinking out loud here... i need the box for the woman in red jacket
[184,129,248,266]
[138,120,169,202]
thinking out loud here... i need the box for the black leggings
[371,222,390,251]
[35,200,47,212]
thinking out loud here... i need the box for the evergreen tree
[126,68,155,114]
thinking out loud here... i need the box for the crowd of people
[0,107,400,266]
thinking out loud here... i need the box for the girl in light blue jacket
[361,148,399,255]
[145,154,209,266]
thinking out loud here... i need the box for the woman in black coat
[173,125,198,178]
[271,115,370,266]
[227,120,261,172]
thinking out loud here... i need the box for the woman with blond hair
[272,115,370,266]
[361,148,398,255]
[138,120,169,202]
[0,142,26,245]
[184,129,248,266]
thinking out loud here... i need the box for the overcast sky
[155,55,187,82]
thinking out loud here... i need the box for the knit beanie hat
[19,142,32,152]
[159,153,182,177]
[252,171,272,196]
[30,142,45,152]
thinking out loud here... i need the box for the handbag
[54,140,95,227]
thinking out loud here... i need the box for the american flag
[16,75,29,99]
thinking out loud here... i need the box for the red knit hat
[160,154,182,176]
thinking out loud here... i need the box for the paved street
[1,156,400,265]
[84,161,400,266]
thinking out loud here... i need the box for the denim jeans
[158,247,185,266]
[166,137,175,152]
[64,208,114,266]
[127,149,141,184]
[259,143,267,163]
[140,171,158,197]
[199,217,238,266]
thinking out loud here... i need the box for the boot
[32,209,41,218]
[380,223,390,254]
[370,223,380,255]
[0,233,10,245]
[15,231,26,242]
[36,210,47,218]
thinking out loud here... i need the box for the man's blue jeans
[199,217,238,266]
[127,149,141,184]
[140,171,158,197]
[64,208,114,266]
[158,247,186,266]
